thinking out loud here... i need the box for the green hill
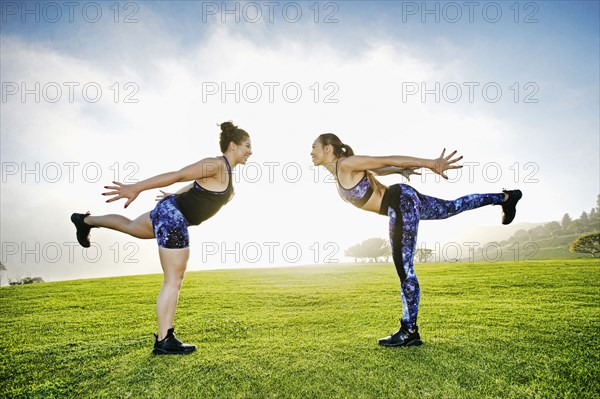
[458,233,596,262]
[1,260,598,398]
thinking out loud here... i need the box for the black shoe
[70,212,93,248]
[501,189,522,225]
[378,324,422,347]
[153,328,196,355]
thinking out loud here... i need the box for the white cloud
[1,13,598,282]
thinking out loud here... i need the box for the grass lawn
[1,259,598,398]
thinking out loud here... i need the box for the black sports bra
[175,156,234,225]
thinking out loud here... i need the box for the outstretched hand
[155,190,170,201]
[430,149,463,179]
[102,181,140,208]
[399,167,422,181]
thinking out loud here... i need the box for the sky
[1,0,599,283]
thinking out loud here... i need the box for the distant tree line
[9,276,45,285]
[500,194,600,245]
[344,195,600,263]
[0,262,6,286]
[0,261,45,286]
[345,238,391,263]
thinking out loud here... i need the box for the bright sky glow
[1,1,598,282]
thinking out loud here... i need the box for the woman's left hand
[155,190,171,201]
[430,149,463,179]
[399,167,422,181]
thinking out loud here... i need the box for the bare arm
[342,149,462,180]
[103,157,222,208]
[371,166,422,181]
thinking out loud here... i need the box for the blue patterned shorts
[149,195,190,249]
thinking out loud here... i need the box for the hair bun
[218,121,250,152]
[220,121,236,133]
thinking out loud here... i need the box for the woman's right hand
[102,181,141,208]
[429,149,463,179]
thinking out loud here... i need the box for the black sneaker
[70,212,93,248]
[153,328,196,355]
[378,324,422,347]
[501,189,522,225]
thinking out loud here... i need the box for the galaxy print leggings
[382,184,504,331]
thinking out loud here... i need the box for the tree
[379,243,391,262]
[561,213,572,232]
[9,276,45,285]
[345,244,365,263]
[345,238,391,263]
[529,225,547,240]
[27,277,44,284]
[569,232,600,258]
[570,219,587,234]
[546,221,563,238]
[579,211,589,227]
[415,248,434,263]
[0,262,6,287]
[590,208,600,231]
[361,238,390,262]
[512,229,530,242]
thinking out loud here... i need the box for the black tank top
[174,156,234,226]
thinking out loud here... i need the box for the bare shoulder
[199,156,226,169]
[183,156,226,179]
[339,155,380,172]
[201,155,225,163]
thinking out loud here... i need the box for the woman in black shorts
[71,122,252,354]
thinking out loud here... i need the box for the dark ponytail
[317,133,354,157]
[219,121,249,152]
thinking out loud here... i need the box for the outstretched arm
[342,149,463,180]
[371,166,422,181]
[103,157,222,208]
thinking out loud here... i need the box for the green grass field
[1,259,599,398]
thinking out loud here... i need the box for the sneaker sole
[152,347,196,355]
[378,338,423,347]
[502,190,522,225]
[70,213,91,248]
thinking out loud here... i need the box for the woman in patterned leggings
[310,133,522,346]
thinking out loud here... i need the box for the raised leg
[84,212,154,239]
[417,192,504,220]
